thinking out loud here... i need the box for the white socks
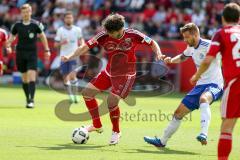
[161,116,181,145]
[199,102,211,136]
[70,79,78,96]
[64,81,73,96]
[160,102,211,146]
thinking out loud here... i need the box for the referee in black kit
[6,4,50,108]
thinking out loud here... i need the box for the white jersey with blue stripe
[183,38,223,88]
[55,25,83,56]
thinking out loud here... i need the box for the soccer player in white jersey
[54,11,84,103]
[144,23,223,147]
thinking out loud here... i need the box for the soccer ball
[72,127,89,144]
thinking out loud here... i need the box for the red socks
[109,106,120,133]
[84,97,120,133]
[84,98,102,128]
[218,132,232,160]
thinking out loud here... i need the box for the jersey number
[230,33,240,67]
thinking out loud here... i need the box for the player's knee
[82,88,92,99]
[107,97,119,109]
[199,95,209,103]
[221,119,236,133]
[107,99,118,109]
[173,110,183,120]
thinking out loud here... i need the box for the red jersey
[207,25,240,85]
[0,28,8,61]
[86,28,153,76]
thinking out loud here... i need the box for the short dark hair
[223,3,240,23]
[64,11,73,17]
[102,14,125,33]
[20,3,31,10]
[180,23,199,34]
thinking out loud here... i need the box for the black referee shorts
[16,51,37,73]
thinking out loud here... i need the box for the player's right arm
[164,54,189,64]
[61,43,90,62]
[6,23,18,53]
[61,31,104,62]
[164,46,191,64]
[5,34,15,53]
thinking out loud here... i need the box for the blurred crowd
[0,0,239,86]
[0,0,239,41]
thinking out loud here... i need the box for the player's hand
[61,39,68,45]
[44,50,51,60]
[190,74,199,86]
[61,55,70,62]
[164,57,172,64]
[155,54,166,61]
[6,46,12,54]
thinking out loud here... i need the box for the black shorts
[16,51,37,73]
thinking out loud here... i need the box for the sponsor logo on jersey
[199,53,205,59]
[119,38,132,51]
[103,38,133,52]
[103,41,118,51]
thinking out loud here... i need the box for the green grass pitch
[0,86,239,160]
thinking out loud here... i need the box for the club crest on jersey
[29,33,34,39]
[199,53,205,59]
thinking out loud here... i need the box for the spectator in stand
[0,0,230,76]
[143,2,156,21]
[192,8,205,26]
[152,6,166,24]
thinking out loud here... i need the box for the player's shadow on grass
[0,107,25,109]
[124,147,199,155]
[17,143,108,151]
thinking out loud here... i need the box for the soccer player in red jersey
[62,13,164,145]
[0,28,11,76]
[190,3,240,160]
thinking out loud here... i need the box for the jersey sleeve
[86,31,106,49]
[11,23,18,35]
[36,22,44,34]
[182,46,193,57]
[54,28,61,42]
[132,29,153,45]
[207,31,222,57]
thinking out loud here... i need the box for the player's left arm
[78,38,85,46]
[39,32,50,58]
[150,40,165,61]
[78,28,85,46]
[134,29,165,61]
[190,56,215,85]
[37,22,50,58]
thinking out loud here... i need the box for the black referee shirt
[11,19,43,52]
